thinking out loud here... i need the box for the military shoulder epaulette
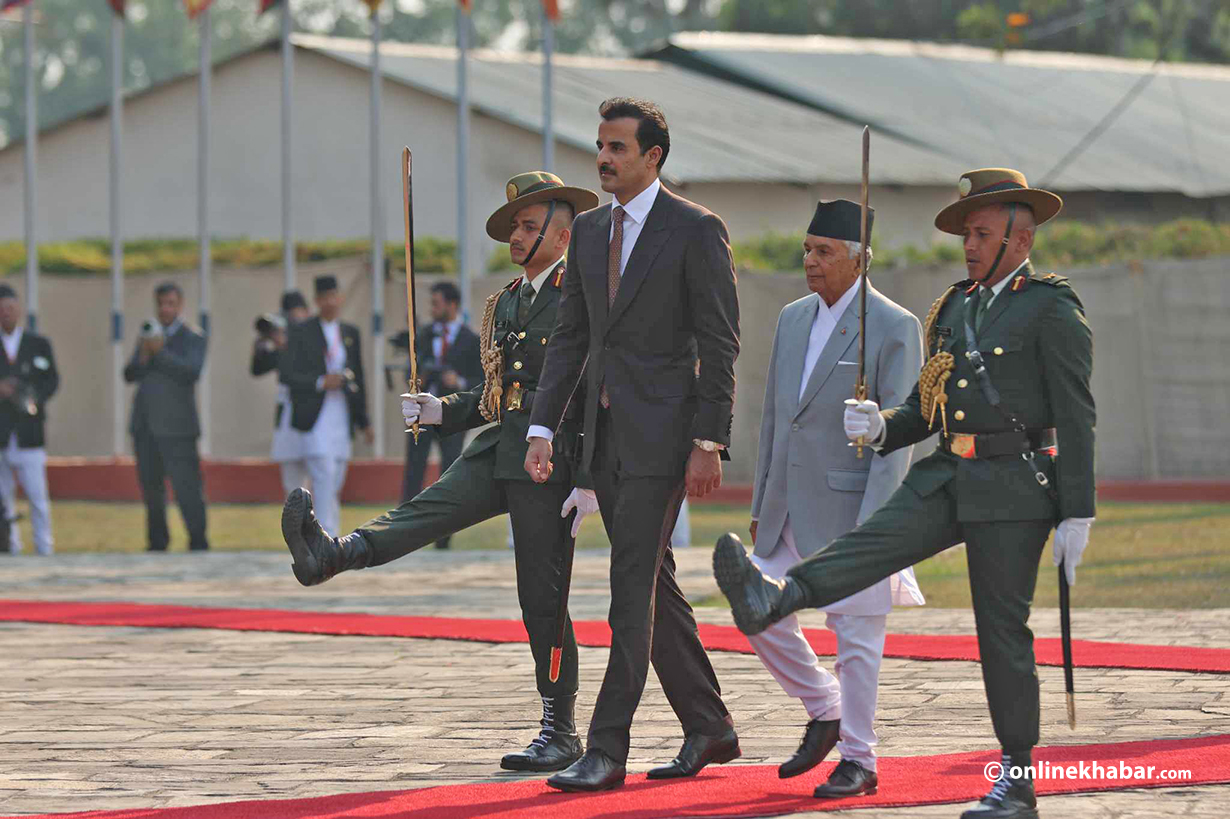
[504,276,523,292]
[1028,271,1069,287]
[549,264,566,289]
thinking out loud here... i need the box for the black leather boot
[712,533,810,635]
[500,695,584,772]
[960,751,1038,819]
[778,718,840,779]
[281,488,371,587]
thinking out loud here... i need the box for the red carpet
[2,599,1229,674]
[5,735,1228,819]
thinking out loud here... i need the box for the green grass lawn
[26,499,1230,609]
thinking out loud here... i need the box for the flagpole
[280,0,294,291]
[110,11,124,458]
[455,4,469,321]
[198,7,212,456]
[370,7,385,458]
[541,3,554,172]
[23,2,38,332]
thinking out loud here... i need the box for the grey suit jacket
[751,283,925,615]
[124,324,207,439]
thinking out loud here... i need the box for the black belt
[939,428,1056,459]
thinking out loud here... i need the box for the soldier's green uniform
[713,169,1095,819]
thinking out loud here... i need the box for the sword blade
[402,146,421,442]
[1059,563,1076,728]
[854,126,871,457]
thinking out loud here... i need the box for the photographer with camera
[393,281,481,549]
[279,275,372,537]
[0,285,57,555]
[124,281,209,552]
[252,291,312,493]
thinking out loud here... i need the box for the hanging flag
[258,0,280,14]
[1,0,31,10]
[543,0,559,22]
[108,0,125,15]
[183,0,213,19]
[457,0,471,11]
[361,0,380,13]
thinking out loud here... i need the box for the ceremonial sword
[846,126,871,458]
[549,361,589,683]
[402,147,422,443]
[1059,563,1077,728]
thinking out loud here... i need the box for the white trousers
[0,444,52,555]
[279,459,311,496]
[748,541,887,770]
[304,456,348,538]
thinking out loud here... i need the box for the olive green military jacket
[437,262,588,486]
[880,263,1095,522]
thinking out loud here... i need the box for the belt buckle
[950,433,977,459]
[505,381,523,412]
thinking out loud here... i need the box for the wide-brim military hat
[485,172,600,243]
[934,168,1063,235]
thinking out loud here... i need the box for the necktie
[517,281,534,327]
[600,206,626,408]
[439,325,451,362]
[975,289,992,333]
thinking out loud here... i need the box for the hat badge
[958,177,973,197]
[506,182,518,202]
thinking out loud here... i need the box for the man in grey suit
[745,200,924,797]
[124,281,209,551]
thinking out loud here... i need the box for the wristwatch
[692,439,723,452]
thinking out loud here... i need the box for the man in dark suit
[525,98,741,792]
[124,281,209,552]
[0,285,57,555]
[280,275,372,537]
[397,281,482,548]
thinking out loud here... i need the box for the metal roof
[647,32,1230,197]
[295,34,964,187]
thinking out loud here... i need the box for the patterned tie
[600,206,626,409]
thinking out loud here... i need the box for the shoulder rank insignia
[1010,274,1027,292]
[550,264,566,289]
[1029,270,1069,287]
[505,276,522,293]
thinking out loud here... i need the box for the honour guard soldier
[280,172,601,773]
[715,169,1096,819]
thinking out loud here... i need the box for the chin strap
[975,202,1017,285]
[521,200,559,267]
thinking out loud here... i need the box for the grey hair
[843,240,873,264]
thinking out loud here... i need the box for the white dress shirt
[609,178,661,277]
[798,282,860,404]
[1,327,22,364]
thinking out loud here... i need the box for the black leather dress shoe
[546,749,625,792]
[500,696,584,773]
[281,488,371,587]
[647,727,741,779]
[779,718,840,779]
[712,533,810,635]
[814,758,878,798]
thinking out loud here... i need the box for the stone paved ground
[1,548,1228,818]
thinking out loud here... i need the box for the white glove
[401,392,442,427]
[561,488,600,538]
[843,399,884,444]
[1053,517,1094,586]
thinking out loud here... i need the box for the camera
[254,313,287,336]
[140,320,162,339]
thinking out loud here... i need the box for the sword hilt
[405,376,421,443]
[848,382,869,459]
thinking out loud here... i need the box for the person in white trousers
[0,285,58,555]
[744,200,925,798]
[281,276,372,537]
[252,291,313,494]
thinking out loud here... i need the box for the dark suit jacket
[280,317,370,435]
[250,343,280,377]
[0,330,59,449]
[413,322,483,395]
[531,185,740,477]
[124,323,207,439]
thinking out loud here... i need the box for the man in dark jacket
[252,291,312,494]
[124,281,209,552]
[0,285,57,555]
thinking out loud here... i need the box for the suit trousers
[133,433,208,551]
[278,460,311,496]
[787,478,1052,753]
[357,447,578,698]
[305,456,349,538]
[586,409,731,763]
[748,539,886,770]
[0,442,52,554]
[401,427,467,548]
